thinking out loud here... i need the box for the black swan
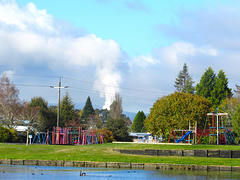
[80,171,86,176]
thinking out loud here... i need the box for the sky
[0,0,240,114]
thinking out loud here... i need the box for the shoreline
[1,159,240,172]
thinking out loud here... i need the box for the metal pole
[217,113,219,145]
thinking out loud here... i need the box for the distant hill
[123,111,137,122]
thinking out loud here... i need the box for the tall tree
[81,96,95,121]
[211,70,232,108]
[196,67,232,108]
[196,67,216,101]
[0,74,21,128]
[234,84,240,98]
[60,92,76,127]
[132,111,146,132]
[106,93,131,141]
[174,63,195,94]
[109,93,122,119]
[30,97,56,132]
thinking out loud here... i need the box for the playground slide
[175,131,192,143]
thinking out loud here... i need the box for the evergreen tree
[211,70,232,108]
[196,67,232,108]
[106,118,131,141]
[174,63,195,94]
[196,67,216,101]
[234,84,240,98]
[60,92,76,127]
[132,111,146,132]
[81,96,95,121]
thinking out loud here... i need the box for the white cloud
[0,1,54,32]
[0,0,122,109]
[129,54,161,70]
[159,42,218,65]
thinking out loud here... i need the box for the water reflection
[0,164,239,180]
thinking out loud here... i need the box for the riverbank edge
[113,149,240,158]
[0,159,240,172]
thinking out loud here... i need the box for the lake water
[0,164,240,180]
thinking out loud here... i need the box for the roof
[129,132,152,137]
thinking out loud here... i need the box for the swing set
[205,109,234,145]
[168,121,201,144]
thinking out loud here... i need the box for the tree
[210,70,232,108]
[196,68,232,108]
[109,93,122,119]
[60,92,76,127]
[0,74,21,128]
[234,84,240,99]
[196,67,216,101]
[106,93,131,141]
[30,97,56,132]
[145,92,212,136]
[219,97,239,121]
[106,118,131,141]
[232,104,240,144]
[174,63,195,94]
[132,111,146,132]
[20,101,40,129]
[81,96,95,121]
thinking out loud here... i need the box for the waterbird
[80,171,86,176]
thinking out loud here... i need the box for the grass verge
[0,143,239,167]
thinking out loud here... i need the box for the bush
[8,128,20,142]
[0,125,12,142]
[96,129,114,143]
[199,136,209,144]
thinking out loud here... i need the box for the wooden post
[26,130,29,146]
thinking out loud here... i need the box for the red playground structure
[32,126,105,145]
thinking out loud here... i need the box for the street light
[50,78,68,129]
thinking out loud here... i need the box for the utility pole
[50,77,68,129]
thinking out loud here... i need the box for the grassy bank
[0,143,240,167]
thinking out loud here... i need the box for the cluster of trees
[0,74,132,142]
[145,63,240,144]
[174,64,232,108]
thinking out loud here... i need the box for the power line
[9,73,170,95]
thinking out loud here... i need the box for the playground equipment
[32,131,51,144]
[168,121,200,144]
[207,109,234,145]
[31,127,105,145]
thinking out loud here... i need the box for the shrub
[0,125,12,142]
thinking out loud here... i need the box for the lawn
[0,143,239,167]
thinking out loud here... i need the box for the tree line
[0,74,131,142]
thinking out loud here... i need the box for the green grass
[0,143,239,167]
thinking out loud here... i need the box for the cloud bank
[0,0,122,109]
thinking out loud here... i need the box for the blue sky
[0,0,239,114]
